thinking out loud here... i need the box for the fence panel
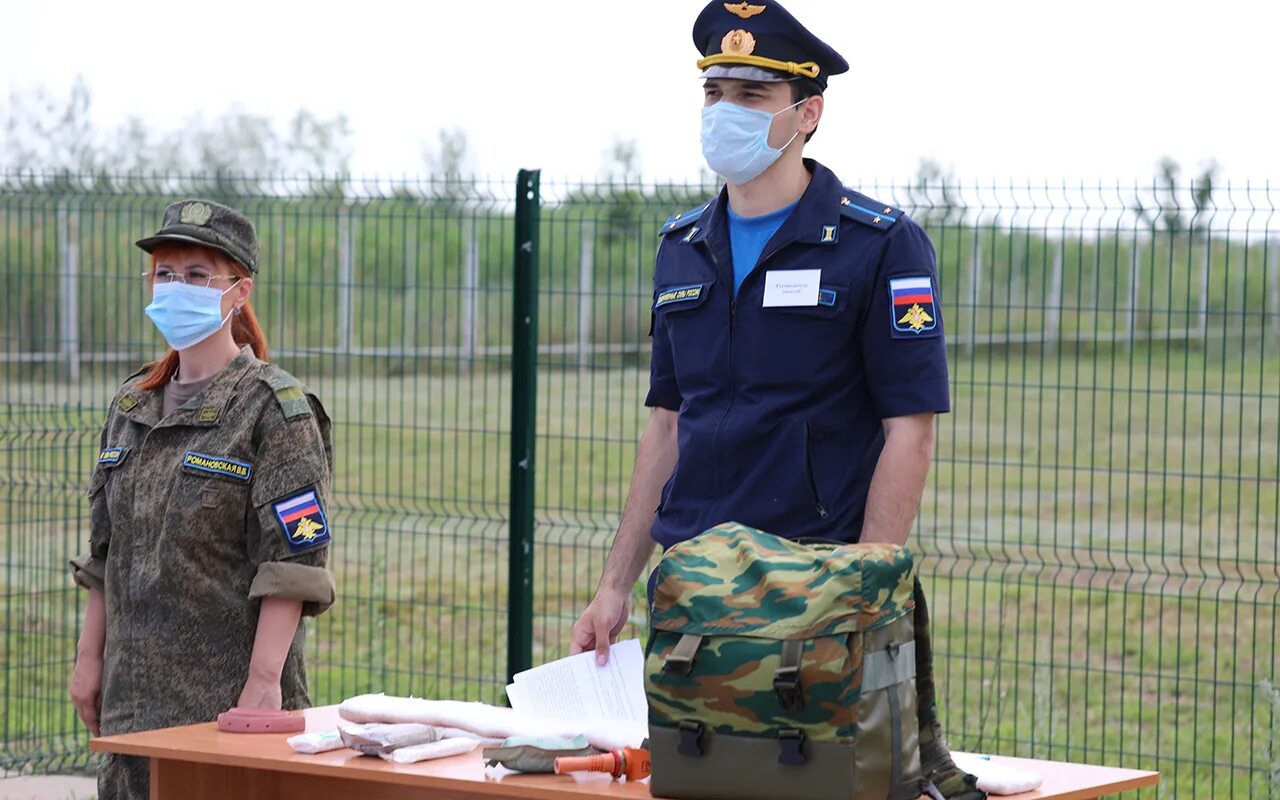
[0,173,1275,798]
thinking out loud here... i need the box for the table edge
[90,737,642,799]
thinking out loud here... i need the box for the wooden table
[92,705,1159,800]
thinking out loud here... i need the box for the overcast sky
[4,0,1278,183]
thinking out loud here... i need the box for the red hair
[138,244,269,391]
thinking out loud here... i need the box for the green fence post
[508,169,540,683]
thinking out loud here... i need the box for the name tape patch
[182,451,253,482]
[272,489,331,552]
[98,447,125,466]
[655,284,704,308]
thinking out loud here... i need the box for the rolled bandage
[950,752,1043,795]
[380,737,480,764]
[340,723,441,756]
[287,729,345,754]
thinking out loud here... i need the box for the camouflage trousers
[98,753,149,800]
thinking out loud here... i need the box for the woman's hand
[69,654,103,736]
[236,672,283,709]
[71,587,108,736]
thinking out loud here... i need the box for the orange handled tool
[554,747,651,781]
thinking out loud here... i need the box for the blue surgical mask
[701,99,803,185]
[144,281,237,351]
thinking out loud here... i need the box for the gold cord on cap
[696,53,821,79]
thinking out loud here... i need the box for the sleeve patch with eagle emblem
[271,488,331,552]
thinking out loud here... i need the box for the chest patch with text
[655,285,704,308]
[183,451,253,482]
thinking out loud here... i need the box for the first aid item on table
[287,729,345,754]
[339,693,646,750]
[483,735,598,774]
[554,747,652,781]
[381,737,481,764]
[950,753,1042,795]
[339,723,441,756]
[216,707,305,734]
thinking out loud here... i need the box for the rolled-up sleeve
[248,395,336,617]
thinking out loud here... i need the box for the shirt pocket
[750,285,854,388]
[88,468,109,498]
[158,456,253,574]
[93,449,132,523]
[177,453,253,511]
[653,279,721,385]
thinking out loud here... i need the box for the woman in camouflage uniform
[67,200,337,800]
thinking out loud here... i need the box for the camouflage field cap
[136,199,260,273]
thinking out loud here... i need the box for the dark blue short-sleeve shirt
[646,159,949,549]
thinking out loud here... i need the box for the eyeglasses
[142,270,240,289]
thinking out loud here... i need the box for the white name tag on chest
[762,269,821,307]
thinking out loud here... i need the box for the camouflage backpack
[644,523,983,800]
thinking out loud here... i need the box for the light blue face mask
[700,99,803,185]
[144,281,237,351]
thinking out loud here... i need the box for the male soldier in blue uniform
[571,0,949,657]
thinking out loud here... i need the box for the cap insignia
[724,2,766,19]
[180,202,213,226]
[721,29,757,56]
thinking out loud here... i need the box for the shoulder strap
[660,201,712,236]
[839,189,901,231]
[258,364,313,420]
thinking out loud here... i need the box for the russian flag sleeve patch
[889,276,940,337]
[272,488,331,552]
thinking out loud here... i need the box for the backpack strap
[773,640,805,710]
[913,576,988,800]
[662,633,704,676]
[864,640,917,692]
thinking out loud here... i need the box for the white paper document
[504,639,648,725]
[762,269,821,307]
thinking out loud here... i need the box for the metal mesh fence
[0,173,1276,797]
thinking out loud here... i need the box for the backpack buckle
[774,639,806,710]
[677,720,704,758]
[778,728,807,766]
[773,666,804,710]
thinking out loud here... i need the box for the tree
[600,138,640,184]
[1134,157,1219,235]
[1,77,354,195]
[1,75,99,183]
[906,158,965,227]
[421,127,473,205]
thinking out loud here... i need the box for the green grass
[2,347,1277,797]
